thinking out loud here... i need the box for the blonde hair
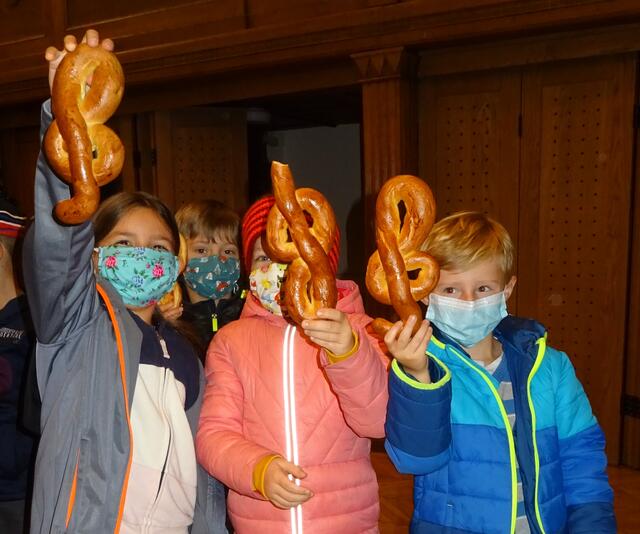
[422,211,514,278]
[175,200,240,246]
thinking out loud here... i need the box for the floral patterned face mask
[249,262,287,315]
[96,246,179,308]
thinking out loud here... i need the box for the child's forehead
[439,258,504,283]
[189,231,237,245]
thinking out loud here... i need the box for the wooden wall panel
[67,0,203,27]
[622,93,640,469]
[0,0,45,46]
[518,55,636,463]
[246,0,397,27]
[0,125,40,217]
[152,108,248,213]
[420,69,521,264]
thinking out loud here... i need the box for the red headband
[241,196,340,274]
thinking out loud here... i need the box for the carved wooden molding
[351,47,410,82]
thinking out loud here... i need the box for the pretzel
[264,162,337,325]
[366,175,439,337]
[44,43,125,225]
[159,234,188,309]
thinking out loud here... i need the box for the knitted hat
[0,198,27,239]
[241,195,340,274]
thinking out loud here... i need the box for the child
[196,196,388,533]
[174,200,244,353]
[384,211,616,533]
[0,200,35,534]
[24,30,225,534]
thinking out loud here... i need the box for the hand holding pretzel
[366,175,439,337]
[44,30,124,225]
[265,162,338,325]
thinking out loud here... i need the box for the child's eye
[114,240,131,247]
[153,245,169,252]
[224,248,239,257]
[196,248,208,255]
[256,255,269,263]
[478,285,491,292]
[443,287,456,295]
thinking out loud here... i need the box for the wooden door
[420,54,636,463]
[150,108,248,212]
[518,55,636,463]
[420,68,522,308]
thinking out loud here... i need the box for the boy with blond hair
[172,200,244,352]
[383,211,615,533]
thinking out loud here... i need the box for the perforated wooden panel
[173,126,235,208]
[420,69,521,245]
[152,109,248,212]
[519,56,636,462]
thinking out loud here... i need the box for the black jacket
[0,295,36,501]
[182,293,245,361]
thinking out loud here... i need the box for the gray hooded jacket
[23,101,226,534]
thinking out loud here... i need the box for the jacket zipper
[143,333,173,532]
[525,336,548,534]
[450,347,518,534]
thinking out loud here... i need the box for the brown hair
[175,200,240,247]
[422,211,515,279]
[93,192,180,253]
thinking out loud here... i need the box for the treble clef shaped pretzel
[366,175,440,337]
[265,162,338,325]
[44,43,125,225]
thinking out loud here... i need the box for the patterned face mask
[249,262,287,315]
[96,246,179,308]
[183,254,240,300]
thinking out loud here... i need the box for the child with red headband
[196,196,388,533]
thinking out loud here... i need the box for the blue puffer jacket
[385,316,616,534]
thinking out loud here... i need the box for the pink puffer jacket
[196,279,389,533]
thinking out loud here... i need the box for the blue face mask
[97,246,179,308]
[425,292,508,348]
[183,255,240,300]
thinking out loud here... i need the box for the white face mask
[249,262,287,315]
[425,291,508,347]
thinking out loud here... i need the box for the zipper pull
[158,337,170,359]
[212,313,218,332]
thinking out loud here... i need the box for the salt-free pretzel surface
[44,43,125,225]
[366,175,440,336]
[265,162,337,325]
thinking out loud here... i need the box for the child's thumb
[285,461,307,479]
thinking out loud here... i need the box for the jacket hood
[240,279,365,325]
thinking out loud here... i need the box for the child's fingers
[383,321,403,347]
[44,46,62,62]
[63,34,78,52]
[101,38,115,51]
[396,315,418,348]
[281,460,307,480]
[407,320,431,354]
[82,29,100,47]
[302,319,340,335]
[315,308,343,322]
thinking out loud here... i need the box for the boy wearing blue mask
[383,211,615,534]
